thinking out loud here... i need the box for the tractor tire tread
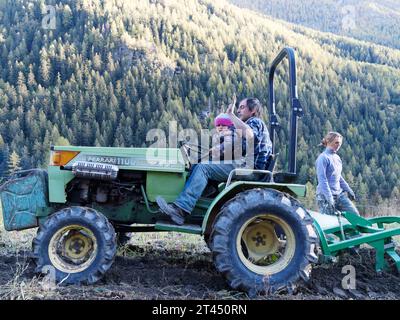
[32,206,117,285]
[210,188,318,295]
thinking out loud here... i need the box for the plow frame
[313,212,400,273]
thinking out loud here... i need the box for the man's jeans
[174,163,235,213]
[316,192,360,216]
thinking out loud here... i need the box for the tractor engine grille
[72,161,119,181]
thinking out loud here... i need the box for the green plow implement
[311,210,400,272]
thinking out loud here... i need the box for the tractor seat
[222,154,278,188]
[225,168,273,187]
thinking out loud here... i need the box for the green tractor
[1,48,400,295]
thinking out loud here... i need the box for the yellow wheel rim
[48,225,98,273]
[236,214,296,275]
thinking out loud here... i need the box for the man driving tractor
[156,97,272,225]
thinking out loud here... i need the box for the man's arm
[226,103,254,139]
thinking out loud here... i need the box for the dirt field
[1,225,400,300]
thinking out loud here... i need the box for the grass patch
[117,231,209,259]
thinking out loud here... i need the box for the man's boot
[156,196,188,225]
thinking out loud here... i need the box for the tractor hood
[50,146,186,173]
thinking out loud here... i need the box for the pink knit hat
[214,113,233,127]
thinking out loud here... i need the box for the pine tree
[390,187,400,211]
[39,48,51,86]
[17,71,28,99]
[20,146,31,170]
[7,151,21,176]
[303,181,317,210]
[55,136,70,146]
[0,135,5,176]
[93,53,102,71]
[62,4,73,29]
[107,52,115,73]
[27,64,37,89]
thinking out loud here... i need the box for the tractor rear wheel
[32,206,117,285]
[210,188,318,295]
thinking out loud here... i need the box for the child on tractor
[208,113,237,163]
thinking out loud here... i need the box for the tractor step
[154,221,202,235]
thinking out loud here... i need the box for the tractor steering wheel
[178,141,210,169]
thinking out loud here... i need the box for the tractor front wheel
[210,188,318,295]
[32,206,117,285]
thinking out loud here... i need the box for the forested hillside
[0,0,399,211]
[230,0,400,49]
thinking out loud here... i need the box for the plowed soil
[0,235,399,300]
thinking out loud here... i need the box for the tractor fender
[201,180,306,236]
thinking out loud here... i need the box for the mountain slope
[230,0,400,49]
[0,0,399,207]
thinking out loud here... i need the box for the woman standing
[315,132,359,216]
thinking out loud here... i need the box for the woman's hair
[245,98,262,117]
[320,131,343,147]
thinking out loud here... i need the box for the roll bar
[268,47,303,175]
